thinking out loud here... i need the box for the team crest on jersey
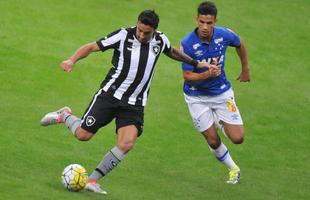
[152,45,160,55]
[86,116,96,127]
[214,37,223,44]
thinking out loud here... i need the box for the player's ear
[195,16,200,26]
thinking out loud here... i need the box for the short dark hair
[198,1,217,18]
[138,10,159,29]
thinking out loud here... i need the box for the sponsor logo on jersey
[86,116,96,126]
[193,43,201,50]
[200,55,225,64]
[194,50,203,57]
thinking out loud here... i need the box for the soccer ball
[61,164,88,192]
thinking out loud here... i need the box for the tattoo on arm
[166,47,196,65]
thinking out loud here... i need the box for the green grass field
[1,0,310,199]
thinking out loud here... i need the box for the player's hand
[208,57,221,77]
[197,57,221,68]
[60,59,74,72]
[236,68,250,82]
[208,65,221,77]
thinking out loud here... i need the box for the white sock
[209,142,238,170]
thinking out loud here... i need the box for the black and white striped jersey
[96,26,171,106]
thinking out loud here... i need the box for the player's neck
[201,36,212,43]
[197,31,213,43]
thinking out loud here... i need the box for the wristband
[190,59,199,67]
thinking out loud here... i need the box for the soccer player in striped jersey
[180,1,250,184]
[40,10,216,194]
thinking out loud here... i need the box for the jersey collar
[193,27,216,45]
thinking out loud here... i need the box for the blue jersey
[181,27,240,96]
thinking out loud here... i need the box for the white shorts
[184,88,243,132]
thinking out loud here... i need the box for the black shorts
[80,89,144,136]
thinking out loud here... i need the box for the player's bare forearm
[183,66,221,82]
[69,42,101,63]
[166,47,212,68]
[236,39,249,72]
[60,42,100,72]
[236,39,250,82]
[166,47,196,65]
[183,71,211,82]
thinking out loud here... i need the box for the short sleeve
[225,28,241,47]
[96,29,123,52]
[160,33,171,53]
[181,42,195,71]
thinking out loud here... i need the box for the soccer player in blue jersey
[180,1,250,184]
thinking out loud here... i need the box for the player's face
[196,14,217,40]
[136,22,155,44]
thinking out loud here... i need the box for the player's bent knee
[75,128,93,141]
[225,125,244,144]
[117,142,135,153]
[231,135,244,144]
[205,137,222,149]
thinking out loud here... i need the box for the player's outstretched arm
[235,39,250,82]
[165,47,210,68]
[60,42,101,72]
[183,65,221,82]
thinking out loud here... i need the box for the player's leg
[201,123,221,148]
[214,88,244,144]
[87,125,138,181]
[40,106,72,127]
[201,123,240,184]
[200,112,239,171]
[201,123,234,168]
[86,103,143,194]
[40,89,114,141]
[85,125,138,194]
[184,93,240,184]
[213,88,244,184]
[40,106,92,138]
[116,125,139,153]
[221,122,244,144]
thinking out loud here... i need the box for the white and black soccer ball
[61,164,88,192]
